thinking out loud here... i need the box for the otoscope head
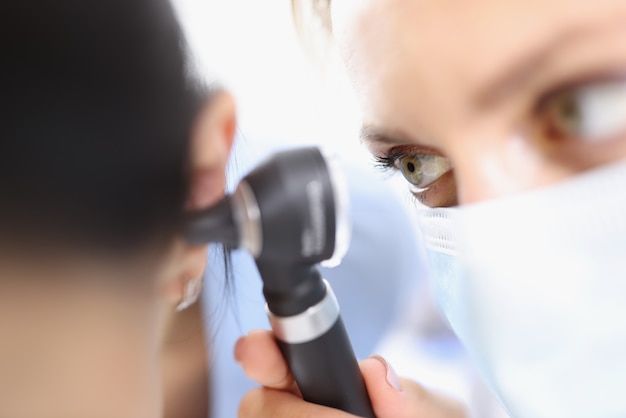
[183,147,351,316]
[241,147,349,264]
[183,147,351,266]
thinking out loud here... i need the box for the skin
[0,92,236,418]
[237,0,626,416]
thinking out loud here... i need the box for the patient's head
[0,1,235,416]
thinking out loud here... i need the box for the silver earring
[175,276,203,312]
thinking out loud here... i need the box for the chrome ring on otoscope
[266,280,340,344]
[231,180,263,258]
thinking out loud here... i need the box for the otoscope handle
[267,282,376,417]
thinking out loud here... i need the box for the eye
[541,78,626,142]
[395,154,451,190]
[375,151,456,207]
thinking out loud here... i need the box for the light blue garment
[202,157,424,418]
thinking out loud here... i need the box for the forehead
[332,0,626,138]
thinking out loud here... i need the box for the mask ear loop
[175,276,203,312]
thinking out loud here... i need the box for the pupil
[406,162,415,173]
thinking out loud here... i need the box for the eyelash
[374,150,406,172]
[374,152,425,205]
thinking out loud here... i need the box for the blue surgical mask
[418,159,626,418]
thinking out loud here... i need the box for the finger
[239,387,360,418]
[234,330,297,392]
[360,356,467,418]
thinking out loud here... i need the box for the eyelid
[536,74,626,142]
[535,72,626,115]
[374,145,446,170]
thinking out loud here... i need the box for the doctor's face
[331,0,626,207]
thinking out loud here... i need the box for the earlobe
[159,242,208,308]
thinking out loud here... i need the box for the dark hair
[1,0,205,252]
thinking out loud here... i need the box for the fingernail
[234,337,244,365]
[371,355,402,391]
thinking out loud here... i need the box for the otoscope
[184,147,376,417]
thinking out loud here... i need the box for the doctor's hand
[235,330,467,418]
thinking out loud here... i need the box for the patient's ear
[161,90,237,309]
[188,90,237,209]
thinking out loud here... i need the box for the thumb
[360,356,467,418]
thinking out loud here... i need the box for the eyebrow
[360,125,410,147]
[476,14,626,109]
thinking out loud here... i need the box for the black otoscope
[184,147,375,417]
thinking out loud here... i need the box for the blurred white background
[172,0,370,170]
